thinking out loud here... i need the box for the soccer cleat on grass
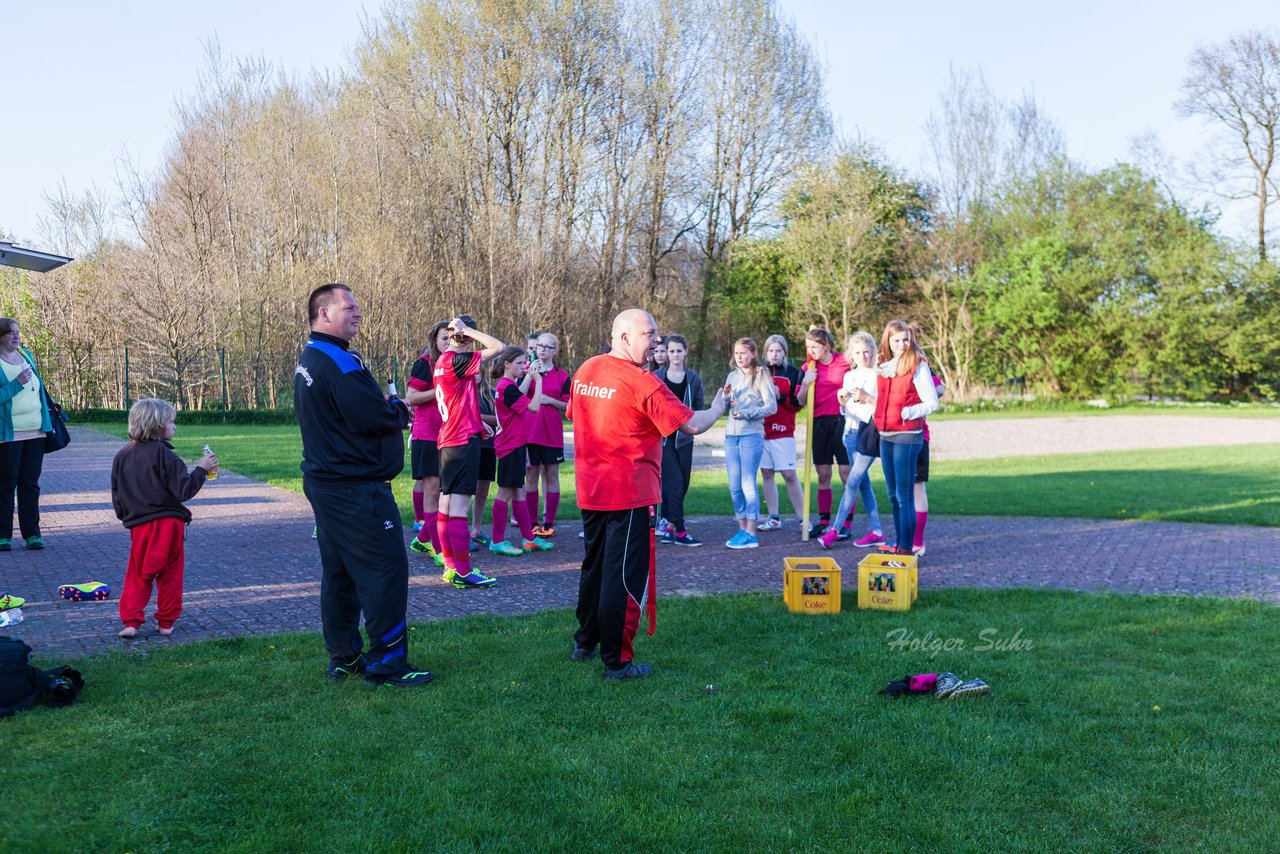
[948,678,991,700]
[532,524,556,538]
[522,536,554,552]
[472,532,491,548]
[25,536,44,550]
[853,531,885,548]
[365,665,435,687]
[489,540,523,557]
[934,672,962,700]
[671,532,702,547]
[0,593,25,611]
[59,582,111,601]
[452,570,497,589]
[440,566,457,584]
[603,662,652,680]
[757,517,782,532]
[410,538,446,566]
[328,654,368,680]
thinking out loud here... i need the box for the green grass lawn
[87,423,1280,528]
[7,591,1277,851]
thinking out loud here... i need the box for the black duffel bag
[0,636,84,717]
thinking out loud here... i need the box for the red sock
[526,490,539,528]
[492,500,509,544]
[436,514,452,566]
[818,488,832,517]
[449,516,472,575]
[513,500,535,541]
[544,491,560,527]
[914,511,928,548]
[412,489,424,524]
[418,511,438,547]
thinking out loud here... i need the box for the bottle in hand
[203,444,218,479]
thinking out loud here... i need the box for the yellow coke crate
[856,553,919,611]
[782,557,841,614]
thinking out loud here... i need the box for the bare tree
[1178,29,1280,262]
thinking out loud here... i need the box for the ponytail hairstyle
[879,319,927,377]
[731,337,761,387]
[536,332,560,368]
[427,320,451,363]
[490,344,527,381]
[804,327,835,358]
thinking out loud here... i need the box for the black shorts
[526,443,565,467]
[439,436,481,496]
[915,440,930,483]
[410,439,439,480]
[811,415,849,467]
[496,446,527,488]
[478,446,497,482]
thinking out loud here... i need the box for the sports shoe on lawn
[807,523,827,540]
[328,654,368,680]
[25,536,44,550]
[412,520,424,532]
[912,544,927,557]
[59,582,111,601]
[522,537,554,552]
[853,531,885,548]
[365,664,435,687]
[533,524,556,538]
[948,678,990,699]
[489,540,523,557]
[934,672,962,700]
[757,518,782,532]
[440,566,456,584]
[0,593,25,611]
[817,528,839,550]
[726,531,759,550]
[452,570,498,589]
[472,532,491,548]
[603,662,652,680]
[671,532,702,546]
[571,644,598,662]
[658,531,675,545]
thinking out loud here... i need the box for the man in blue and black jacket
[295,283,432,687]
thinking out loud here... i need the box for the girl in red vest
[857,320,939,556]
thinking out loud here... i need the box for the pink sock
[436,513,452,566]
[513,500,535,541]
[914,511,928,548]
[492,500,509,544]
[449,516,472,574]
[818,488,832,516]
[526,490,539,527]
[412,490,424,523]
[418,511,438,546]
[544,492,560,527]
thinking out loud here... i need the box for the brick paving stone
[3,426,1277,658]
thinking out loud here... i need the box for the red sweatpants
[119,517,186,629]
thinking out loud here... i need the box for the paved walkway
[4,426,1278,657]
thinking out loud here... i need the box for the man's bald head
[610,309,660,366]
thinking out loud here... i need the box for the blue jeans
[832,428,881,533]
[725,433,765,520]
[879,439,922,549]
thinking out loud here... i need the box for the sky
[3,1,1278,248]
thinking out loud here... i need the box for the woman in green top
[0,318,54,551]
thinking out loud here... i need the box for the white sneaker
[912,544,926,557]
[757,518,782,532]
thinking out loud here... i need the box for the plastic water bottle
[0,607,22,628]
[203,444,218,479]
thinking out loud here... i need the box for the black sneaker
[365,664,435,687]
[948,678,991,700]
[327,654,367,680]
[807,523,827,539]
[603,662,652,680]
[934,672,962,700]
[571,644,597,662]
[836,526,852,541]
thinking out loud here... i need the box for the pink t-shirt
[811,354,849,418]
[526,365,570,448]
[434,352,483,448]
[407,356,443,442]
[494,376,533,458]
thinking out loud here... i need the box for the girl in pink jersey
[406,322,451,567]
[524,332,571,538]
[797,328,851,538]
[488,346,554,555]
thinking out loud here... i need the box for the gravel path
[4,423,1277,658]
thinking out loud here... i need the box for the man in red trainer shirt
[568,309,724,680]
